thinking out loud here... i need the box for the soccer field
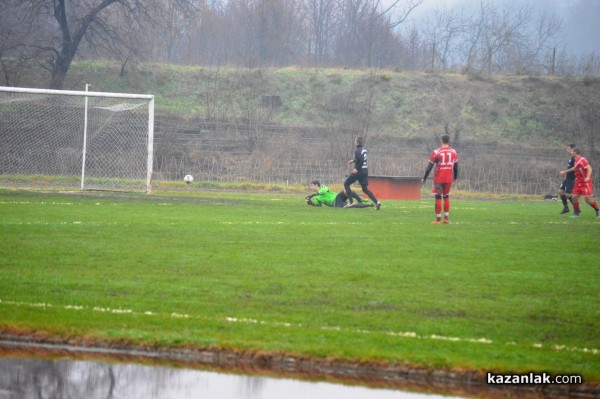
[0,188,598,384]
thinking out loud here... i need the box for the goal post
[0,86,154,193]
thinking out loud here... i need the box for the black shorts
[334,192,347,208]
[560,179,575,193]
[344,171,369,188]
[334,191,364,207]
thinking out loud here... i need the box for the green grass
[0,188,599,381]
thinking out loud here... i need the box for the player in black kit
[343,136,381,210]
[558,143,576,214]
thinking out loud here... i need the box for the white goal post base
[0,86,154,193]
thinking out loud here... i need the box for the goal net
[0,86,154,193]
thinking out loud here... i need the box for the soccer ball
[184,174,194,184]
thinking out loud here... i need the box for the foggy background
[2,0,599,90]
[406,0,600,56]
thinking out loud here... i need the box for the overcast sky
[404,0,600,55]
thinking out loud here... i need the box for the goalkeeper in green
[306,181,371,208]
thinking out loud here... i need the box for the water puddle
[0,356,463,399]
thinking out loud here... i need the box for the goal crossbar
[0,86,154,100]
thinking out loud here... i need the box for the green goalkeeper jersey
[312,185,337,207]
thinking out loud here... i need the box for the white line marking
[0,298,597,355]
[0,201,74,205]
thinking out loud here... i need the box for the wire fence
[153,131,598,196]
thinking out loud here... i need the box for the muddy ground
[0,331,597,399]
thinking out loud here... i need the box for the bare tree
[463,1,532,76]
[0,2,32,85]
[37,0,121,89]
[8,0,199,89]
[332,0,423,68]
[334,0,367,67]
[398,24,426,71]
[302,0,337,66]
[225,0,304,68]
[528,12,562,74]
[82,7,147,76]
[424,9,464,72]
[363,0,423,68]
[262,0,304,66]
[184,3,229,65]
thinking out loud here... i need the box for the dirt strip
[0,332,598,399]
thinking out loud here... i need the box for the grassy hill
[9,60,600,150]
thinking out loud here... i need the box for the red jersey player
[560,147,600,218]
[422,134,459,224]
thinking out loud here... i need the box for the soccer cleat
[343,202,355,208]
[560,208,570,214]
[570,212,580,218]
[432,220,442,224]
[596,210,600,218]
[375,202,382,210]
[443,218,450,224]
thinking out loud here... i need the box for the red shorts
[572,179,593,197]
[433,182,452,195]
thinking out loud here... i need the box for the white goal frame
[0,86,154,193]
